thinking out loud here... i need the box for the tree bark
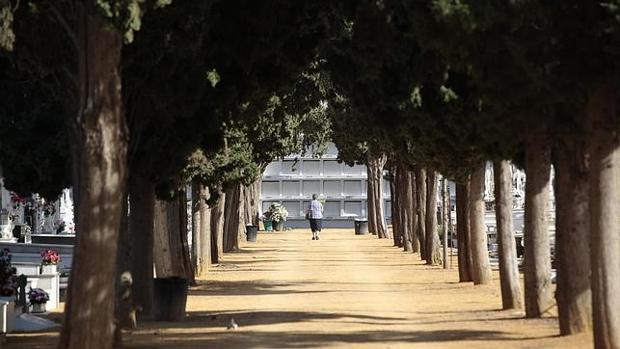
[198,186,211,277]
[191,182,202,277]
[59,12,126,349]
[586,85,619,349]
[367,152,389,238]
[153,196,192,280]
[223,184,244,252]
[442,177,450,269]
[425,170,442,265]
[114,190,132,346]
[523,132,553,318]
[553,138,591,335]
[408,169,419,253]
[389,164,402,247]
[456,181,473,282]
[210,193,225,263]
[494,160,522,309]
[470,164,491,285]
[128,178,154,319]
[192,182,212,278]
[415,167,427,260]
[397,163,413,251]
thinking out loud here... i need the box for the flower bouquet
[40,249,60,275]
[28,288,49,313]
[264,203,288,231]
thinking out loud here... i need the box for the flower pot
[264,220,273,232]
[153,277,188,321]
[246,225,258,242]
[31,303,46,313]
[273,221,284,231]
[40,264,57,275]
[354,219,369,235]
[0,296,15,333]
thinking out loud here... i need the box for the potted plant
[264,203,288,231]
[40,249,60,275]
[28,288,49,313]
[0,248,17,332]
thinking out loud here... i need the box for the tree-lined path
[10,229,590,348]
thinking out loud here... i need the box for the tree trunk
[244,178,261,226]
[494,160,522,309]
[408,169,419,253]
[524,132,553,318]
[192,182,212,278]
[553,138,591,335]
[470,164,491,285]
[59,13,126,349]
[223,184,244,252]
[390,164,402,247]
[153,196,192,279]
[442,177,450,269]
[367,152,389,238]
[415,167,427,260]
[128,178,154,318]
[425,170,442,265]
[586,85,619,349]
[397,163,413,251]
[210,193,226,263]
[191,182,202,277]
[198,187,211,277]
[456,181,473,282]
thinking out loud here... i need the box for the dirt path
[7,228,592,348]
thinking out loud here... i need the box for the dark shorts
[309,218,322,232]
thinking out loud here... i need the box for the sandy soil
[7,228,593,348]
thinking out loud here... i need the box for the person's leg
[316,219,322,239]
[310,219,317,239]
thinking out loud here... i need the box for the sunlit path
[6,228,592,348]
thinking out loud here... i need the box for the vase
[40,264,57,275]
[0,296,15,332]
[31,303,46,313]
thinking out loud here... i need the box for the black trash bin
[246,225,258,242]
[354,219,369,235]
[153,277,189,321]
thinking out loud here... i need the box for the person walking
[307,194,323,240]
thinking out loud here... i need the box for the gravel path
[7,228,592,348]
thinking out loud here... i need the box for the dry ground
[7,228,592,348]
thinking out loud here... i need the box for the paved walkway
[7,228,592,348]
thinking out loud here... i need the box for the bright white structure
[260,143,391,228]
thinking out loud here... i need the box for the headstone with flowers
[0,248,17,332]
[40,250,60,275]
[27,288,49,313]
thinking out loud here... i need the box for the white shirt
[308,200,323,219]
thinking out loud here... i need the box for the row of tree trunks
[415,168,427,260]
[367,152,389,238]
[210,193,226,263]
[493,161,522,309]
[456,181,473,282]
[425,170,442,265]
[469,164,491,284]
[523,132,553,318]
[59,13,126,348]
[586,85,619,349]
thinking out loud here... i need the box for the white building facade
[260,143,392,228]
